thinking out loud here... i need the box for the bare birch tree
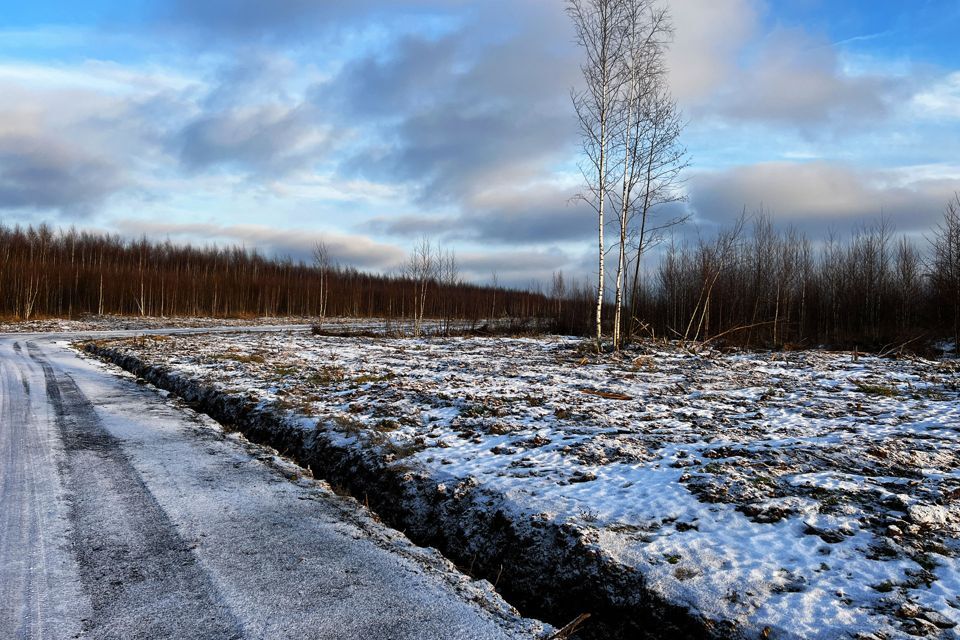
[610,0,673,349]
[625,80,689,341]
[568,0,629,350]
[440,248,460,334]
[404,237,439,336]
[313,240,332,329]
[551,270,567,318]
[569,0,688,349]
[931,193,960,350]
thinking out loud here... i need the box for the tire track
[27,342,244,640]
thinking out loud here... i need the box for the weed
[354,371,395,385]
[382,438,426,460]
[375,418,400,431]
[914,554,940,571]
[852,379,899,397]
[675,567,699,581]
[303,366,344,385]
[910,387,947,401]
[333,415,365,434]
[217,351,266,364]
[578,508,599,522]
[272,365,299,378]
[462,403,495,418]
[524,394,546,407]
[488,423,517,435]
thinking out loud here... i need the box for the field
[84,330,960,639]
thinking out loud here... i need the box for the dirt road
[0,330,539,640]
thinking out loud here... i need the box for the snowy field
[0,315,314,333]
[0,315,518,335]
[87,331,960,639]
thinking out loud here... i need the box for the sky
[1,0,959,286]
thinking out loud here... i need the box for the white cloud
[110,220,408,269]
[913,72,960,119]
[706,28,901,129]
[688,161,960,233]
[668,0,761,103]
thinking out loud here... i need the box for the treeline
[5,195,959,351]
[0,224,550,322]
[557,196,960,351]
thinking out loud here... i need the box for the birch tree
[440,248,460,334]
[610,0,673,349]
[568,0,629,350]
[570,0,687,349]
[932,193,960,350]
[404,237,439,336]
[313,240,332,329]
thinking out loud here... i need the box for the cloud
[177,104,330,174]
[110,220,406,269]
[368,183,593,245]
[0,70,147,215]
[708,28,903,130]
[668,0,760,103]
[0,133,125,215]
[913,71,960,120]
[367,213,459,238]
[168,51,334,176]
[668,5,910,133]
[321,1,578,204]
[162,0,465,40]
[687,161,960,234]
[456,248,573,287]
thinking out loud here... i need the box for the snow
[0,315,316,334]
[88,331,960,639]
[10,333,548,638]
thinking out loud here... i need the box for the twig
[876,333,928,359]
[700,320,779,347]
[547,613,591,640]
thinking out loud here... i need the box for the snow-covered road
[0,330,541,640]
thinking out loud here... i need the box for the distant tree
[404,237,439,336]
[439,248,460,333]
[0,223,554,324]
[894,236,922,335]
[682,213,745,343]
[551,270,567,318]
[931,193,960,350]
[313,240,333,329]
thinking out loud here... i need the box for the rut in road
[0,341,83,639]
[28,342,245,640]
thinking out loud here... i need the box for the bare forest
[4,195,959,353]
[0,224,549,325]
[558,198,960,352]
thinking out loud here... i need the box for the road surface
[0,329,538,640]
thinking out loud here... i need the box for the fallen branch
[547,613,591,640]
[876,333,928,359]
[700,320,779,347]
[581,388,632,401]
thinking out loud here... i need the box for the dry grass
[852,379,899,397]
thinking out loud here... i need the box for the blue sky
[1,0,959,285]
